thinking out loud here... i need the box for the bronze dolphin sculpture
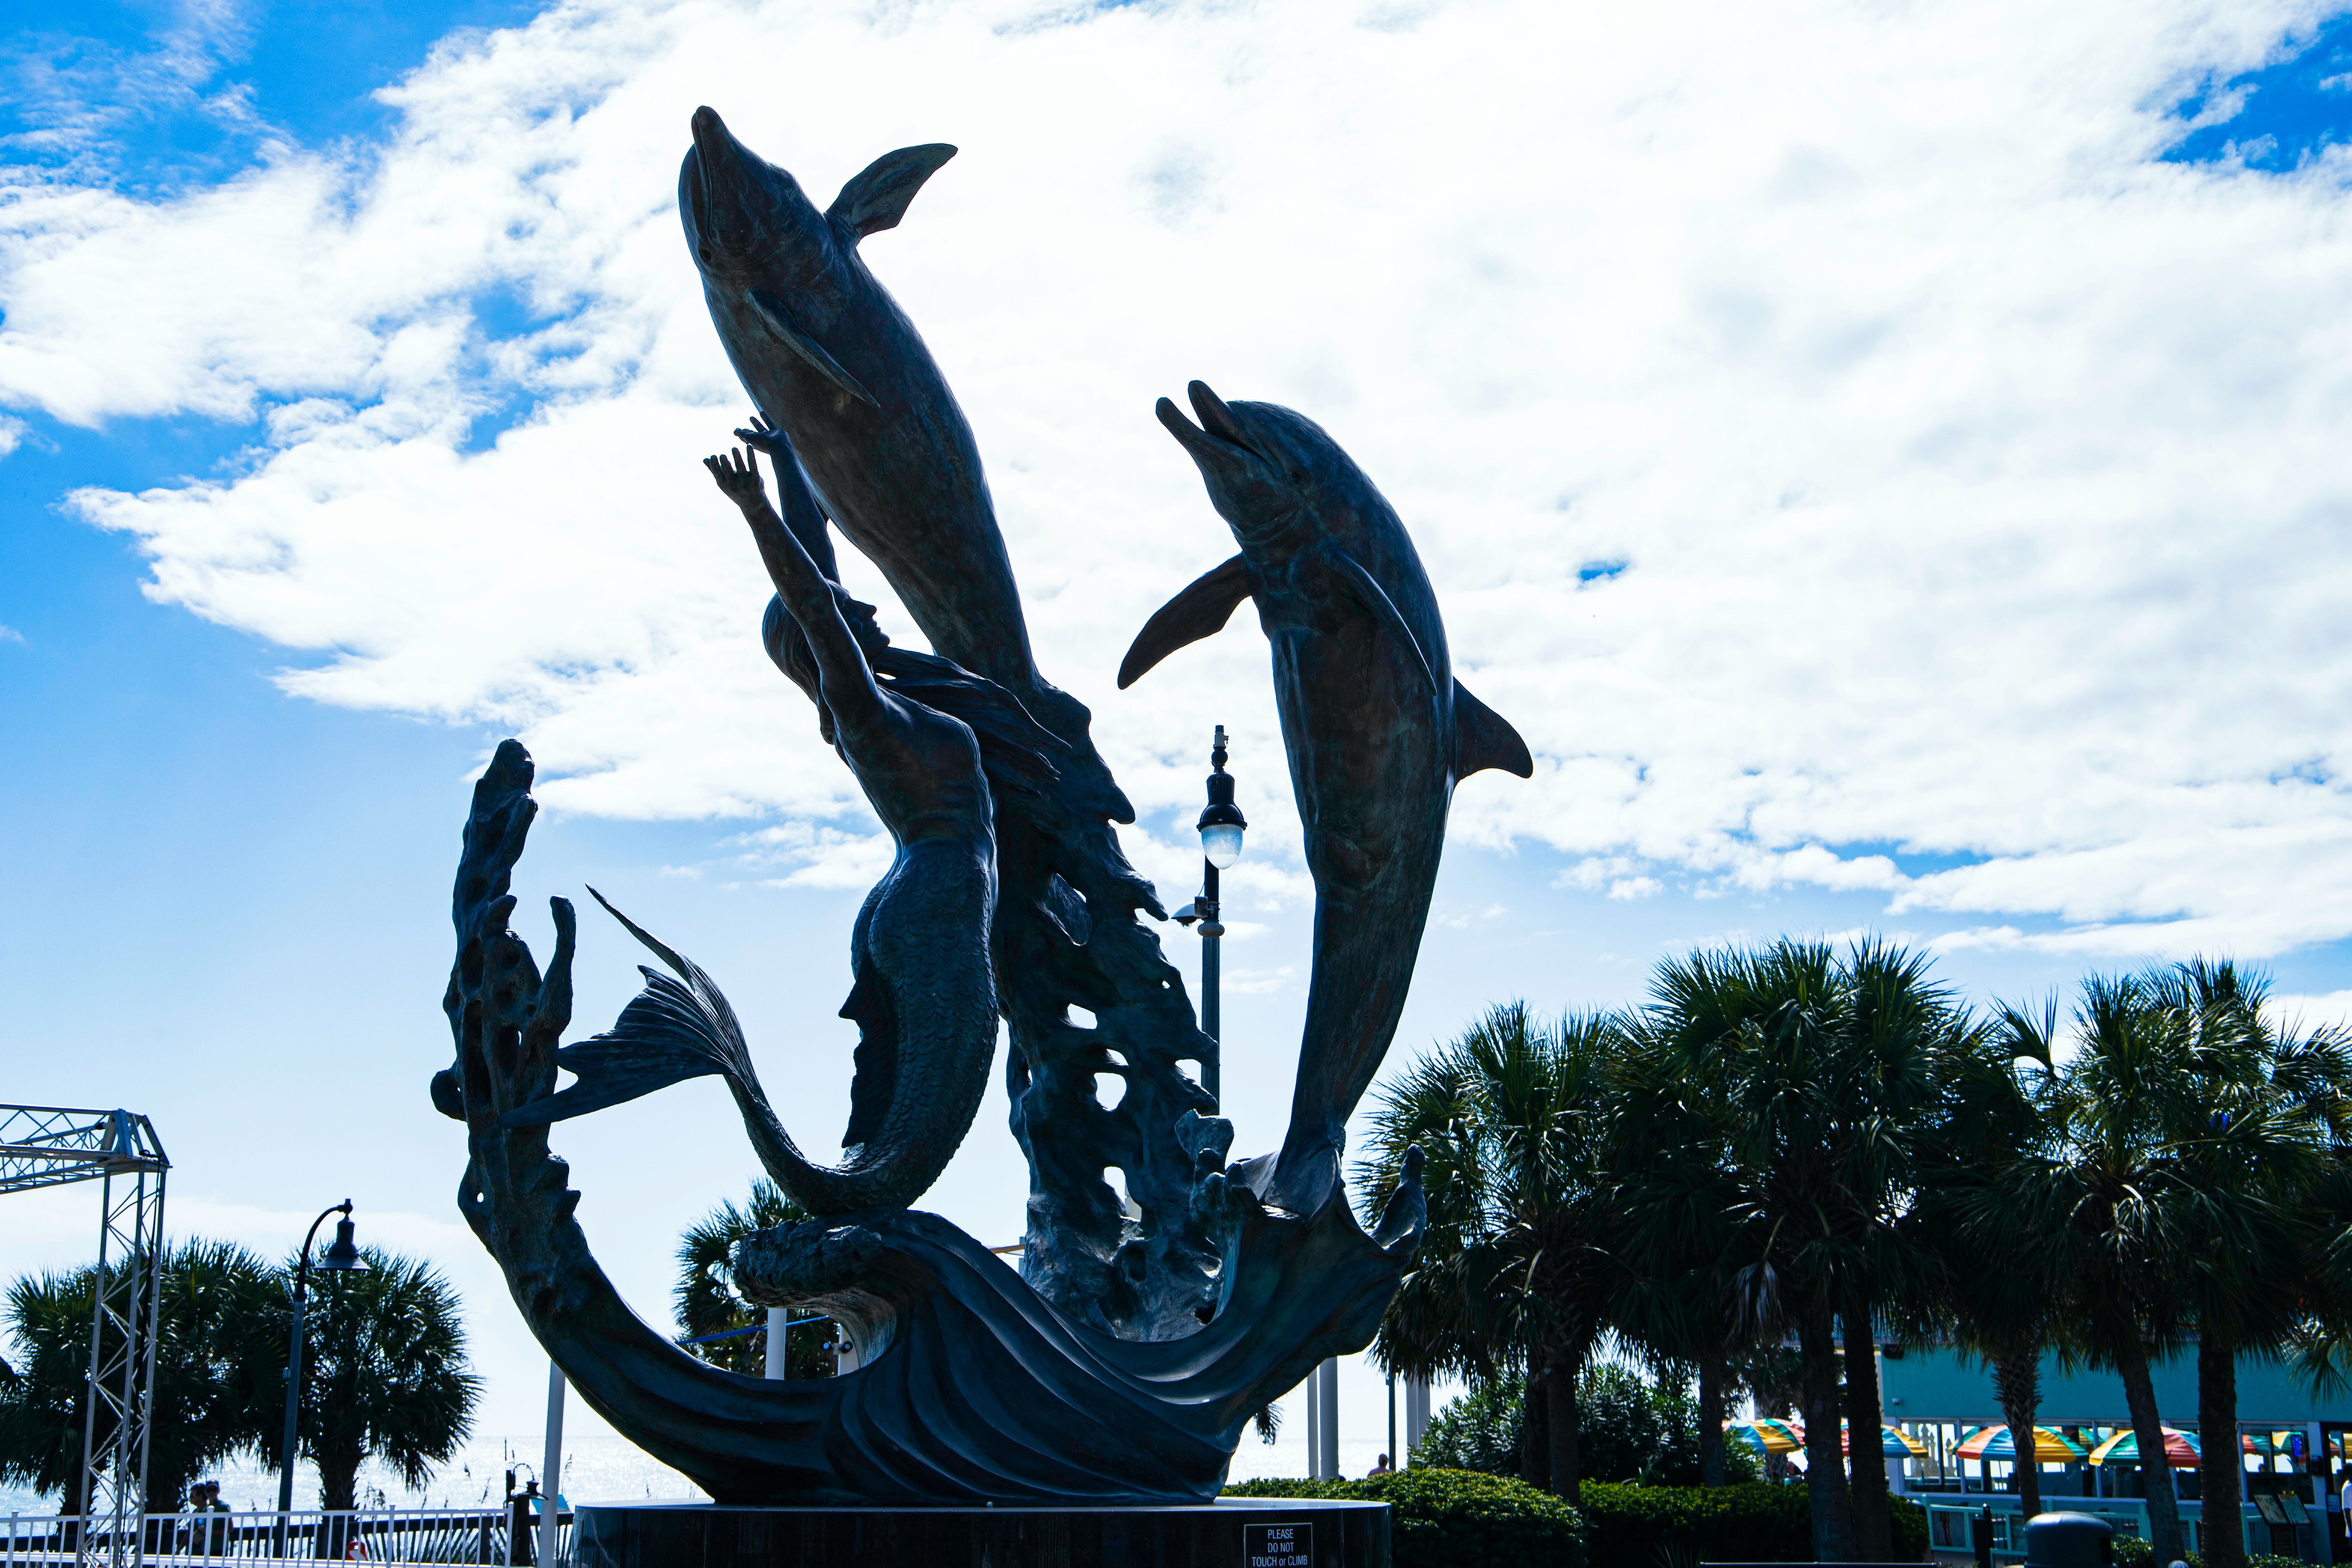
[1122,382,1533,1216]
[677,106,1126,822]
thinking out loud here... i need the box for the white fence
[0,1507,568,1566]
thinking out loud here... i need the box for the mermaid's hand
[733,412,792,459]
[704,447,766,511]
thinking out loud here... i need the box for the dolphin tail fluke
[827,144,957,239]
[1452,680,1534,779]
[1116,554,1251,688]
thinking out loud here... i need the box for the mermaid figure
[501,432,1020,1216]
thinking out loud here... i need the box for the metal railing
[0,1508,567,1566]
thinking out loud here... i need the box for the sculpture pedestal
[570,1497,1389,1568]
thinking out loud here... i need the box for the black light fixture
[320,1214,364,1272]
[1197,731,1247,870]
[1175,727,1245,1102]
[276,1200,369,1549]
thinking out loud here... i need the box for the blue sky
[8,0,2352,1482]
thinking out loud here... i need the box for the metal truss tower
[0,1107,170,1568]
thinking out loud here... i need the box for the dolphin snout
[680,106,774,268]
[1187,381,1256,455]
[1156,384,1257,467]
[691,105,735,162]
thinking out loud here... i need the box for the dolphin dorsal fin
[1118,554,1252,688]
[1452,680,1533,779]
[827,144,958,239]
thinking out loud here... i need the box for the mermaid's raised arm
[705,447,884,729]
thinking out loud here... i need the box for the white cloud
[4,0,2351,956]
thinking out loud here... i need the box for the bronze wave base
[442,743,1427,1505]
[569,1498,1389,1568]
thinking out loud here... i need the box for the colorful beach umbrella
[2088,1427,2200,1468]
[1723,1418,1803,1456]
[1843,1421,1928,1458]
[1954,1425,2087,1462]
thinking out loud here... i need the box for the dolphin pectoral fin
[1311,543,1435,691]
[1116,554,1252,688]
[749,289,880,409]
[1452,680,1534,779]
[827,143,957,239]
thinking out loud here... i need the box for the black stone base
[570,1498,1389,1568]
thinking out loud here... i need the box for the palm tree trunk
[317,1442,362,1562]
[1547,1360,1582,1505]
[1699,1351,1727,1487]
[2198,1332,2245,1568]
[2117,1347,2186,1563]
[1521,1366,1552,1490]
[1992,1346,2044,1524]
[1842,1292,1892,1561]
[1798,1298,1854,1562]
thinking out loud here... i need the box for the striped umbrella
[1724,1418,1804,1456]
[1844,1421,1929,1458]
[1954,1425,2087,1462]
[2088,1427,2201,1468]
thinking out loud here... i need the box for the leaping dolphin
[678,107,1128,823]
[1122,383,1533,1216]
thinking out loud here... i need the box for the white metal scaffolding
[0,1106,170,1568]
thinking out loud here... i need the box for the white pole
[1316,1359,1341,1481]
[1305,1374,1321,1479]
[539,1363,564,1568]
[764,1308,788,1379]
[1406,1375,1430,1461]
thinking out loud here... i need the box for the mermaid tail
[504,845,997,1215]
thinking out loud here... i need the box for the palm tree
[1830,940,1961,1560]
[2150,961,2351,1568]
[1635,937,1955,1561]
[675,1179,838,1379]
[0,1240,283,1512]
[1637,940,1860,1559]
[1993,973,2203,1563]
[294,1248,479,1517]
[1908,999,2062,1522]
[1358,1003,1623,1501]
[1609,996,1762,1488]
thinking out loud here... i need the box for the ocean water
[0,1427,1394,1518]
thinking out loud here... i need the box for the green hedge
[1232,1476,1928,1561]
[2114,1544,2301,1568]
[1225,1468,1586,1568]
[1577,1480,1928,1565]
[1224,1470,1925,1567]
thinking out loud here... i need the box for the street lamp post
[276,1200,365,1554]
[1174,725,1246,1104]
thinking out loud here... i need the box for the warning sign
[1244,1521,1314,1567]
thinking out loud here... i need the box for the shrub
[1226,1468,1585,1568]
[1414,1368,1761,1485]
[1416,1380,1524,1475]
[1577,1480,1928,1566]
[2111,1546,2292,1568]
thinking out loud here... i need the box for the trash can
[2021,1511,2113,1568]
